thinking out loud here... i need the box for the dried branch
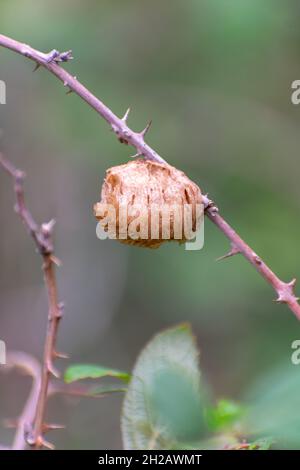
[0,153,65,449]
[0,34,299,322]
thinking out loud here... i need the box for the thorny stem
[1,353,100,450]
[0,34,166,164]
[4,353,41,450]
[0,153,64,449]
[30,257,64,450]
[0,36,299,318]
[203,197,300,320]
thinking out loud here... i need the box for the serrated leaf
[121,324,210,450]
[64,364,130,384]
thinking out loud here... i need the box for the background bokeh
[1,0,300,449]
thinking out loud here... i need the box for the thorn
[41,219,56,236]
[275,279,300,303]
[275,294,288,304]
[37,436,55,450]
[66,88,73,95]
[122,108,131,123]
[140,120,152,138]
[130,153,143,159]
[254,255,262,265]
[50,254,62,267]
[32,63,40,72]
[47,360,60,379]
[43,423,65,433]
[53,350,69,360]
[216,244,240,261]
[58,50,73,63]
[288,278,297,288]
[3,418,18,429]
[275,279,299,304]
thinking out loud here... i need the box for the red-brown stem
[31,255,63,449]
[205,204,300,320]
[1,353,101,450]
[4,353,41,450]
[0,34,299,322]
[0,153,63,449]
[0,34,166,164]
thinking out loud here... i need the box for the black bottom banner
[0,449,293,465]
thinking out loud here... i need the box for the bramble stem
[0,33,299,324]
[0,34,166,164]
[203,197,300,320]
[0,153,64,449]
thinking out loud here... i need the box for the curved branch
[0,153,65,449]
[0,34,166,164]
[3,352,41,450]
[1,353,101,450]
[0,34,299,322]
[204,197,300,320]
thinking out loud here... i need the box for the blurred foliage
[68,325,291,450]
[244,362,300,449]
[122,324,210,450]
[207,399,244,432]
[1,0,300,449]
[64,364,130,384]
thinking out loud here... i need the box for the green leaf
[207,399,244,431]
[121,323,210,450]
[244,362,300,449]
[64,364,130,384]
[88,385,127,396]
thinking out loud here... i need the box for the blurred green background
[1,0,300,449]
